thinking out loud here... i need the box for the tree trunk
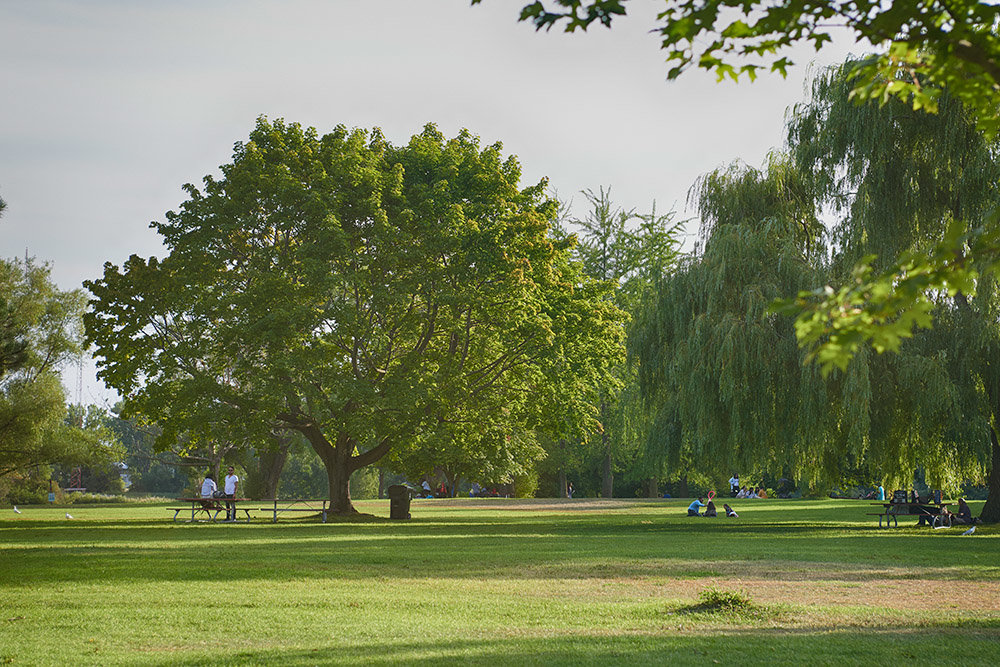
[600,400,613,498]
[324,436,355,514]
[280,411,394,515]
[981,427,1000,523]
[678,474,689,498]
[558,469,567,498]
[645,478,658,498]
[258,436,291,499]
[378,469,386,499]
[601,449,613,498]
[295,424,356,514]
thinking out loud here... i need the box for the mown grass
[1,498,997,665]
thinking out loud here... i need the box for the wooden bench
[169,498,253,523]
[256,499,330,523]
[869,501,950,528]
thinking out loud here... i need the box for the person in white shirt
[729,474,740,497]
[199,474,218,510]
[224,466,239,521]
[201,474,217,498]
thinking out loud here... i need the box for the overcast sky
[0,0,856,403]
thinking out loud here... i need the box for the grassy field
[1,497,998,666]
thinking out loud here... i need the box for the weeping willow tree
[630,155,839,487]
[788,61,1000,519]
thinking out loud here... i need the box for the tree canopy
[631,60,1000,513]
[86,118,624,512]
[488,0,1000,379]
[0,257,116,479]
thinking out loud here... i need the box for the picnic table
[257,498,330,523]
[868,500,950,528]
[168,498,253,523]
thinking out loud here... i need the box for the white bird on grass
[962,525,976,536]
[13,506,21,514]
[65,512,74,519]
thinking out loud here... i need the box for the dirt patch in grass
[673,577,1000,612]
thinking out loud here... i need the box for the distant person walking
[224,466,239,521]
[567,482,574,499]
[876,484,885,501]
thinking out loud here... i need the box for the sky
[0,0,857,404]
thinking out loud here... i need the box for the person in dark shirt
[954,498,976,525]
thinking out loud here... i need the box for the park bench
[256,498,329,523]
[869,491,949,528]
[168,498,253,523]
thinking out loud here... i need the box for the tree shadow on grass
[144,627,1000,666]
[2,513,997,588]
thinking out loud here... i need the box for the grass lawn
[1,497,998,665]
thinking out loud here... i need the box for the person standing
[729,473,740,497]
[876,484,885,501]
[224,466,239,521]
[567,482,574,499]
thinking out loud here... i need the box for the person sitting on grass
[724,503,738,518]
[757,487,767,499]
[687,498,707,516]
[954,498,977,525]
[703,500,718,517]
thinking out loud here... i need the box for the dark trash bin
[388,485,412,520]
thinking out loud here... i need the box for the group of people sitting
[687,498,738,518]
[922,497,978,527]
[727,474,767,499]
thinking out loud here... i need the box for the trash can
[388,485,412,520]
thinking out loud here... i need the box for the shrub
[697,586,756,614]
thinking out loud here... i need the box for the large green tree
[86,118,622,513]
[0,257,114,479]
[554,188,682,498]
[630,156,833,487]
[785,64,1000,518]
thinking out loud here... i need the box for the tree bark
[678,474,689,498]
[279,409,393,514]
[600,400,613,498]
[292,423,357,514]
[257,440,290,500]
[558,469,567,498]
[981,427,1000,523]
[645,478,658,498]
[601,449,613,498]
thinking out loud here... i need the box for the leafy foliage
[0,258,117,479]
[489,0,1000,392]
[86,118,624,512]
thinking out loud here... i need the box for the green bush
[697,586,756,614]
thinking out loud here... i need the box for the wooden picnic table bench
[168,498,253,523]
[256,499,330,523]
[868,501,950,528]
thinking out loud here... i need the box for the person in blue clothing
[687,497,707,516]
[876,484,885,501]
